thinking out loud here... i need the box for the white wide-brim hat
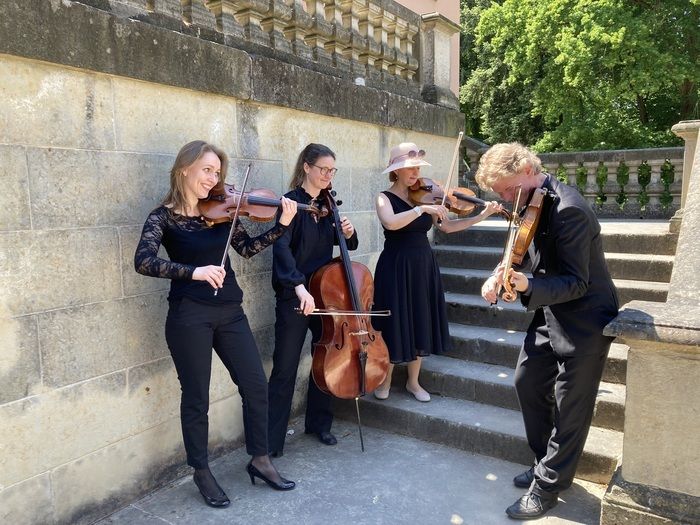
[381,142,432,174]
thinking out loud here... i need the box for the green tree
[460,0,700,151]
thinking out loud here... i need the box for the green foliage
[595,162,608,206]
[459,0,699,150]
[615,160,629,209]
[575,163,588,193]
[659,159,675,210]
[637,161,652,210]
[556,164,568,183]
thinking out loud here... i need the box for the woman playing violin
[477,142,618,520]
[267,143,358,456]
[134,140,297,509]
[372,143,502,401]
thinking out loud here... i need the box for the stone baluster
[404,22,419,82]
[373,9,394,81]
[147,0,183,18]
[182,0,217,30]
[283,1,313,60]
[357,2,382,83]
[324,1,352,73]
[204,0,245,38]
[234,0,271,46]
[338,0,367,79]
[304,0,334,66]
[260,0,293,53]
[389,16,408,81]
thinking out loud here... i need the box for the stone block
[0,0,251,102]
[345,211,381,255]
[112,78,239,155]
[0,55,115,149]
[39,294,169,388]
[50,417,185,525]
[26,148,172,229]
[0,372,129,488]
[0,145,31,231]
[0,473,54,525]
[119,225,170,298]
[0,228,122,316]
[240,271,277,332]
[0,312,41,405]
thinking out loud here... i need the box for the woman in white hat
[372,142,501,401]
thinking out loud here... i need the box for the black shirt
[272,187,359,298]
[135,205,287,304]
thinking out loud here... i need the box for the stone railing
[72,0,458,106]
[461,143,684,218]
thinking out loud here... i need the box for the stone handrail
[76,0,433,99]
[462,143,684,218]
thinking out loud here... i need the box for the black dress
[373,191,450,363]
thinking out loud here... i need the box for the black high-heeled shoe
[246,461,295,491]
[193,468,230,508]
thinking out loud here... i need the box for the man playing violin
[477,142,619,520]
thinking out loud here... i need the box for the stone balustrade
[462,143,685,218]
[77,0,429,98]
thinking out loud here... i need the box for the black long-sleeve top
[134,205,287,304]
[272,187,359,298]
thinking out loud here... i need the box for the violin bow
[214,163,252,297]
[491,186,522,311]
[437,131,464,226]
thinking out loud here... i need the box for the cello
[308,187,390,450]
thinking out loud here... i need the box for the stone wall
[0,1,462,524]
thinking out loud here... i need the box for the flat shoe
[506,491,558,520]
[305,429,337,446]
[405,385,431,402]
[373,387,390,400]
[513,466,535,488]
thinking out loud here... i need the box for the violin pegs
[330,190,337,197]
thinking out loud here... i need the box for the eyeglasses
[310,164,338,177]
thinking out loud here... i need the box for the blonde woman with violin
[372,143,502,401]
[134,140,297,509]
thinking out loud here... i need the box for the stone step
[434,220,678,255]
[444,292,533,331]
[446,323,629,385]
[434,245,674,282]
[390,355,625,431]
[337,392,622,485]
[440,267,669,304]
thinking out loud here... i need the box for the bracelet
[413,206,423,216]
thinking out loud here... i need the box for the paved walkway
[96,417,605,525]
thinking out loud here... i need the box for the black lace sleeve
[230,220,289,259]
[134,207,195,280]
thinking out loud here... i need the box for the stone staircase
[338,219,677,486]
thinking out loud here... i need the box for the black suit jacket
[518,176,619,355]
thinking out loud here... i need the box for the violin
[409,177,512,220]
[498,187,548,302]
[198,183,327,224]
[308,187,390,450]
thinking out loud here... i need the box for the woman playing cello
[267,143,358,456]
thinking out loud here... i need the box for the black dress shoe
[269,450,283,458]
[246,461,295,491]
[513,466,535,488]
[506,491,558,520]
[305,429,337,445]
[193,469,230,508]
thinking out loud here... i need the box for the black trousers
[267,295,333,454]
[515,309,610,495]
[165,298,268,468]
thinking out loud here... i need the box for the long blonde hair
[162,140,228,214]
[288,143,336,190]
[475,142,542,191]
